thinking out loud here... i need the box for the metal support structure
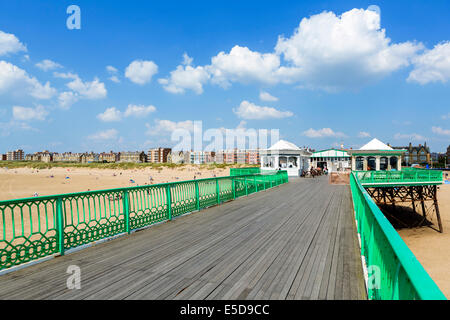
[365,185,443,233]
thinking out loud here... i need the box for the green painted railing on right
[350,172,446,300]
[354,168,443,187]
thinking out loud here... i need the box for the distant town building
[6,149,24,161]
[1,154,6,161]
[119,151,147,163]
[53,152,83,162]
[213,149,260,164]
[99,152,118,163]
[25,151,53,162]
[168,150,190,164]
[447,145,450,165]
[81,152,99,163]
[148,148,171,163]
[189,151,216,164]
[392,142,431,166]
[246,149,260,165]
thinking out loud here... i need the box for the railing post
[56,197,65,256]
[216,178,220,204]
[245,176,248,196]
[195,180,200,211]
[166,184,172,221]
[254,175,258,192]
[232,177,236,200]
[123,190,130,234]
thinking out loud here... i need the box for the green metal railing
[354,168,443,187]
[230,167,261,176]
[0,171,288,271]
[350,172,446,300]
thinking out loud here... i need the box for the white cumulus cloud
[0,30,26,56]
[146,119,200,136]
[259,91,278,102]
[125,60,158,85]
[303,128,347,138]
[275,8,422,91]
[88,129,119,140]
[358,131,371,138]
[394,133,426,141]
[408,41,450,85]
[124,104,156,117]
[35,59,62,71]
[233,100,293,120]
[97,107,122,122]
[159,64,210,94]
[0,60,56,99]
[66,76,107,99]
[432,126,450,136]
[58,91,78,109]
[12,105,48,121]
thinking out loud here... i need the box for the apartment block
[189,151,216,164]
[6,149,24,161]
[148,148,171,163]
[246,149,260,164]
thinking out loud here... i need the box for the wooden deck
[0,176,366,300]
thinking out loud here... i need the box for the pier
[0,176,366,300]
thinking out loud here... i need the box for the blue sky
[0,0,449,153]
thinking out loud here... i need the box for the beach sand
[398,184,450,298]
[0,166,228,201]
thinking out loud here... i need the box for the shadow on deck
[0,176,366,300]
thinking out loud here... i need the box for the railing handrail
[351,172,446,300]
[0,172,278,205]
[353,169,443,185]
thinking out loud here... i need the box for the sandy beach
[0,165,228,201]
[398,183,450,298]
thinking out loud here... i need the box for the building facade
[310,149,351,172]
[99,152,118,163]
[6,149,24,161]
[393,142,431,166]
[348,138,404,171]
[148,148,171,163]
[119,151,147,163]
[81,153,99,163]
[168,151,190,164]
[260,140,311,176]
[53,152,83,162]
[25,151,53,162]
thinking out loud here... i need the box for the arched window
[380,157,388,170]
[356,157,364,170]
[367,157,376,171]
[288,156,297,168]
[390,156,398,170]
[279,156,287,168]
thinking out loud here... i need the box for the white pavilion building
[347,138,406,171]
[260,140,312,176]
